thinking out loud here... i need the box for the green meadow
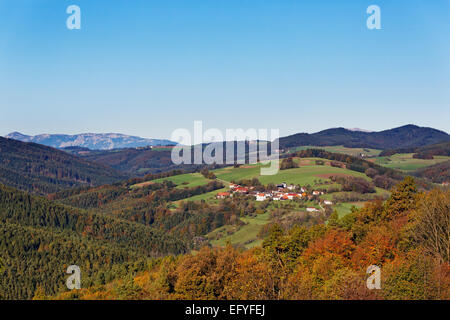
[213,158,370,186]
[132,172,212,189]
[208,211,271,249]
[374,153,450,172]
[291,145,382,157]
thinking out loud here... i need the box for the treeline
[125,169,188,187]
[330,176,376,194]
[53,179,223,213]
[414,161,450,184]
[292,149,398,175]
[78,147,207,176]
[54,178,450,300]
[380,141,450,158]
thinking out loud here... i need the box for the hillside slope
[0,137,128,194]
[71,147,205,176]
[379,141,450,157]
[414,160,450,183]
[0,184,187,299]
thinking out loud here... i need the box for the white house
[324,200,333,205]
[306,207,319,212]
[255,193,267,201]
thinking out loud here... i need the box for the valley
[0,125,448,300]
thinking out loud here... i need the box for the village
[216,182,333,213]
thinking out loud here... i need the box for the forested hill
[380,141,450,157]
[66,125,449,177]
[0,184,187,299]
[279,125,449,150]
[0,137,128,195]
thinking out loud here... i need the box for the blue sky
[0,0,449,139]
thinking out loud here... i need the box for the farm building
[216,192,231,199]
[235,187,249,194]
[255,193,267,201]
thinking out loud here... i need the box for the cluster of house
[216,182,333,212]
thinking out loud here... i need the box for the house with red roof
[216,192,231,199]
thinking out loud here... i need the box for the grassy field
[213,158,370,186]
[208,211,271,249]
[173,187,228,205]
[333,202,365,218]
[291,145,382,157]
[373,153,450,172]
[132,172,211,189]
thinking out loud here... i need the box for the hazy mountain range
[5,132,176,150]
[6,125,448,152]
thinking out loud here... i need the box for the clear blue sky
[0,0,449,139]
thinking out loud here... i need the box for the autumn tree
[411,189,450,263]
[385,176,419,218]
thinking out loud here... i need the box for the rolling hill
[379,141,450,157]
[72,147,203,176]
[58,125,449,176]
[0,137,128,194]
[278,125,449,150]
[414,160,450,183]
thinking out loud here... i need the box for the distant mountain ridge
[278,125,450,150]
[5,132,176,150]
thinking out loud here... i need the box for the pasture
[374,153,450,172]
